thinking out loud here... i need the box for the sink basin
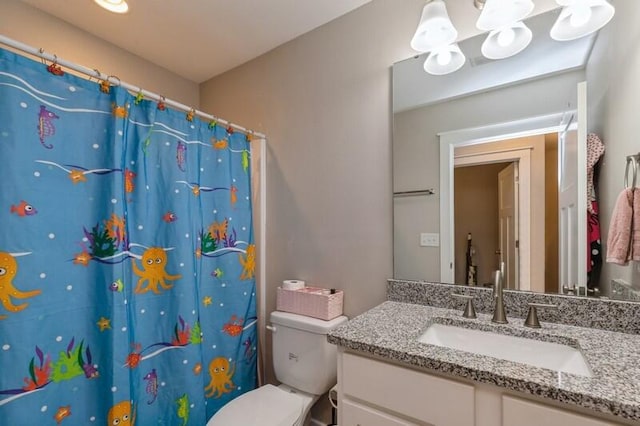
[418,323,592,377]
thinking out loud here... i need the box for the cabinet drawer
[343,399,419,426]
[503,396,621,426]
[342,353,475,426]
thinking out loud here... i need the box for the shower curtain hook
[99,77,111,94]
[109,75,121,87]
[89,68,101,83]
[45,53,64,76]
[157,95,166,111]
[134,88,144,105]
[186,108,196,122]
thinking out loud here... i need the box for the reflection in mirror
[392,1,640,301]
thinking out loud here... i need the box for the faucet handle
[451,293,477,319]
[525,302,558,328]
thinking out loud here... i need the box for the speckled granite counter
[327,301,640,423]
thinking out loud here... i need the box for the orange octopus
[0,251,41,319]
[108,400,135,425]
[204,357,236,398]
[132,248,181,294]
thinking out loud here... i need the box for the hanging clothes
[606,188,634,264]
[0,48,257,425]
[586,134,604,288]
[587,201,602,288]
[586,133,605,213]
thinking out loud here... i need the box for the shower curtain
[0,48,257,425]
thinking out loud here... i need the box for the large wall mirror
[393,0,640,301]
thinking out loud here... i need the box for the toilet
[207,310,348,426]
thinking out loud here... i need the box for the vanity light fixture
[411,0,615,75]
[411,0,466,75]
[411,0,458,52]
[550,0,615,41]
[476,0,535,31]
[94,0,129,14]
[476,0,534,59]
[481,20,533,59]
[424,43,466,75]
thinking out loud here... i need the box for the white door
[558,82,587,294]
[498,163,519,290]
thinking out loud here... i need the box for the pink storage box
[276,286,344,320]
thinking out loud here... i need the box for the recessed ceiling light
[94,0,129,14]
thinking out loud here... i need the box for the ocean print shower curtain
[0,48,257,425]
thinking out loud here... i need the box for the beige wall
[199,0,426,390]
[586,0,640,294]
[0,0,199,106]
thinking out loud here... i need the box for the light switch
[420,233,439,247]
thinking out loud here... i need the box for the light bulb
[569,4,592,28]
[437,49,453,66]
[94,0,129,13]
[497,27,516,47]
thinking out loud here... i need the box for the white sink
[418,323,592,377]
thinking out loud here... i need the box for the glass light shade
[476,0,534,31]
[481,21,533,59]
[411,0,458,52]
[423,44,466,75]
[550,0,615,41]
[94,0,129,14]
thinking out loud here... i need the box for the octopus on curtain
[0,251,41,319]
[204,357,236,398]
[107,400,135,426]
[132,248,182,294]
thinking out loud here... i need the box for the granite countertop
[327,300,640,423]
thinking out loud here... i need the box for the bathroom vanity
[327,281,640,426]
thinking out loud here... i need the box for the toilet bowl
[207,384,315,426]
[206,311,348,426]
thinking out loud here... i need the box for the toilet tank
[270,311,348,396]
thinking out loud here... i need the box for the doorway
[452,134,560,292]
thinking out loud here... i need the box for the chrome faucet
[491,263,508,324]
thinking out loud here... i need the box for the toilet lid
[207,384,304,426]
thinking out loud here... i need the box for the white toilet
[207,310,348,426]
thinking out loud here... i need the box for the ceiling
[19,0,372,83]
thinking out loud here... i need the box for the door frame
[439,111,578,287]
[454,150,530,290]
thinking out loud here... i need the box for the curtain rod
[0,34,266,140]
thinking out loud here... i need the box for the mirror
[392,1,640,301]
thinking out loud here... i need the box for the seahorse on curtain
[37,105,59,149]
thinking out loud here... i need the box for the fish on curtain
[0,47,257,425]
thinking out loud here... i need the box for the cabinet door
[503,396,620,426]
[342,399,420,426]
[342,353,475,426]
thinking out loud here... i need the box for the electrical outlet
[420,233,439,247]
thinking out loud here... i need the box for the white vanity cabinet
[339,351,475,426]
[502,396,619,426]
[338,351,623,426]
